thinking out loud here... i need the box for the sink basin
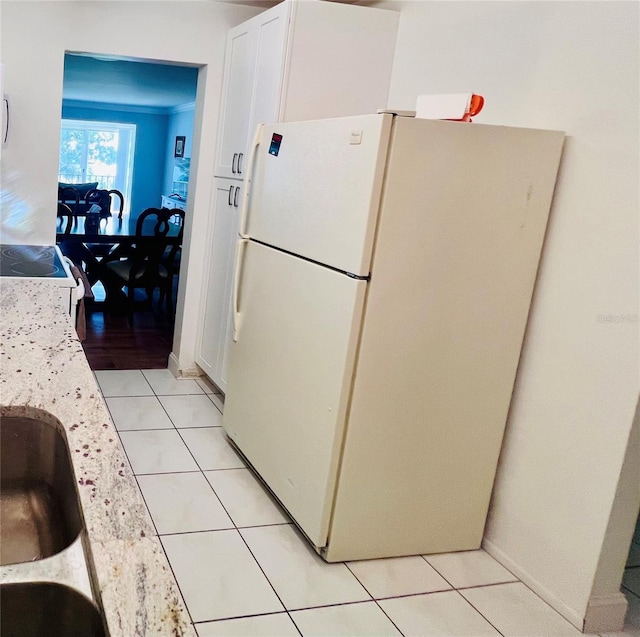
[0,582,105,636]
[0,415,83,566]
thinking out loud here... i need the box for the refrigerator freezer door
[242,114,392,277]
[223,240,367,547]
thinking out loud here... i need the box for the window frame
[58,119,136,215]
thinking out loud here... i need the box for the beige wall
[360,0,639,629]
[0,0,261,373]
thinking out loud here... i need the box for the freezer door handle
[239,124,263,238]
[232,238,249,342]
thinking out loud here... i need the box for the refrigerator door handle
[232,238,249,342]
[239,124,263,239]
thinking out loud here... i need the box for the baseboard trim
[583,593,627,633]
[167,353,201,379]
[167,353,180,378]
[482,538,585,631]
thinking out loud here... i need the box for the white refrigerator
[223,113,564,562]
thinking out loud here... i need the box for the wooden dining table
[56,213,183,302]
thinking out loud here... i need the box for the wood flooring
[81,290,175,371]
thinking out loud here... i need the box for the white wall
[0,0,261,378]
[360,0,639,629]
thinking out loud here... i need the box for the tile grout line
[464,577,592,635]
[343,562,406,636]
[110,425,197,631]
[102,375,231,631]
[417,555,506,636]
[134,466,245,477]
[190,608,299,627]
[235,524,374,622]
[156,522,292,538]
[481,578,596,634]
[204,393,224,416]
[168,419,296,625]
[422,553,590,635]
[141,369,206,399]
[96,368,154,398]
[165,399,302,634]
[453,589,507,637]
[179,433,294,619]
[157,394,301,631]
[227,483,412,632]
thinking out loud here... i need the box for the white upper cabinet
[214,22,257,179]
[214,0,399,181]
[246,3,290,165]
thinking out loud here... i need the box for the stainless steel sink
[0,416,83,566]
[0,582,106,637]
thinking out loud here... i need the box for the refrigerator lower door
[223,240,367,548]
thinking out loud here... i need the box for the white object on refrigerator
[223,113,565,562]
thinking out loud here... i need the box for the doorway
[611,395,640,632]
[57,52,199,370]
[623,516,640,610]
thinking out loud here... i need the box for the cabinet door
[214,22,256,180]
[278,1,399,123]
[195,179,242,390]
[245,2,290,162]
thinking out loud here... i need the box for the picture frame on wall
[174,136,186,158]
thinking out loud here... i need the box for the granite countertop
[0,280,195,637]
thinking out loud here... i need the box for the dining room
[55,52,199,370]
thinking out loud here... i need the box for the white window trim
[59,119,136,214]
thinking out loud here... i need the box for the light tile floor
[95,369,640,637]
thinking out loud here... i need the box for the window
[58,119,136,214]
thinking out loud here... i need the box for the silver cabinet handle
[3,97,8,144]
[233,186,239,208]
[237,153,244,174]
[232,153,238,174]
[228,185,234,206]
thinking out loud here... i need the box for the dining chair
[57,203,90,275]
[58,187,80,223]
[102,207,182,326]
[158,209,185,315]
[85,189,125,219]
[56,203,74,234]
[83,189,125,262]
